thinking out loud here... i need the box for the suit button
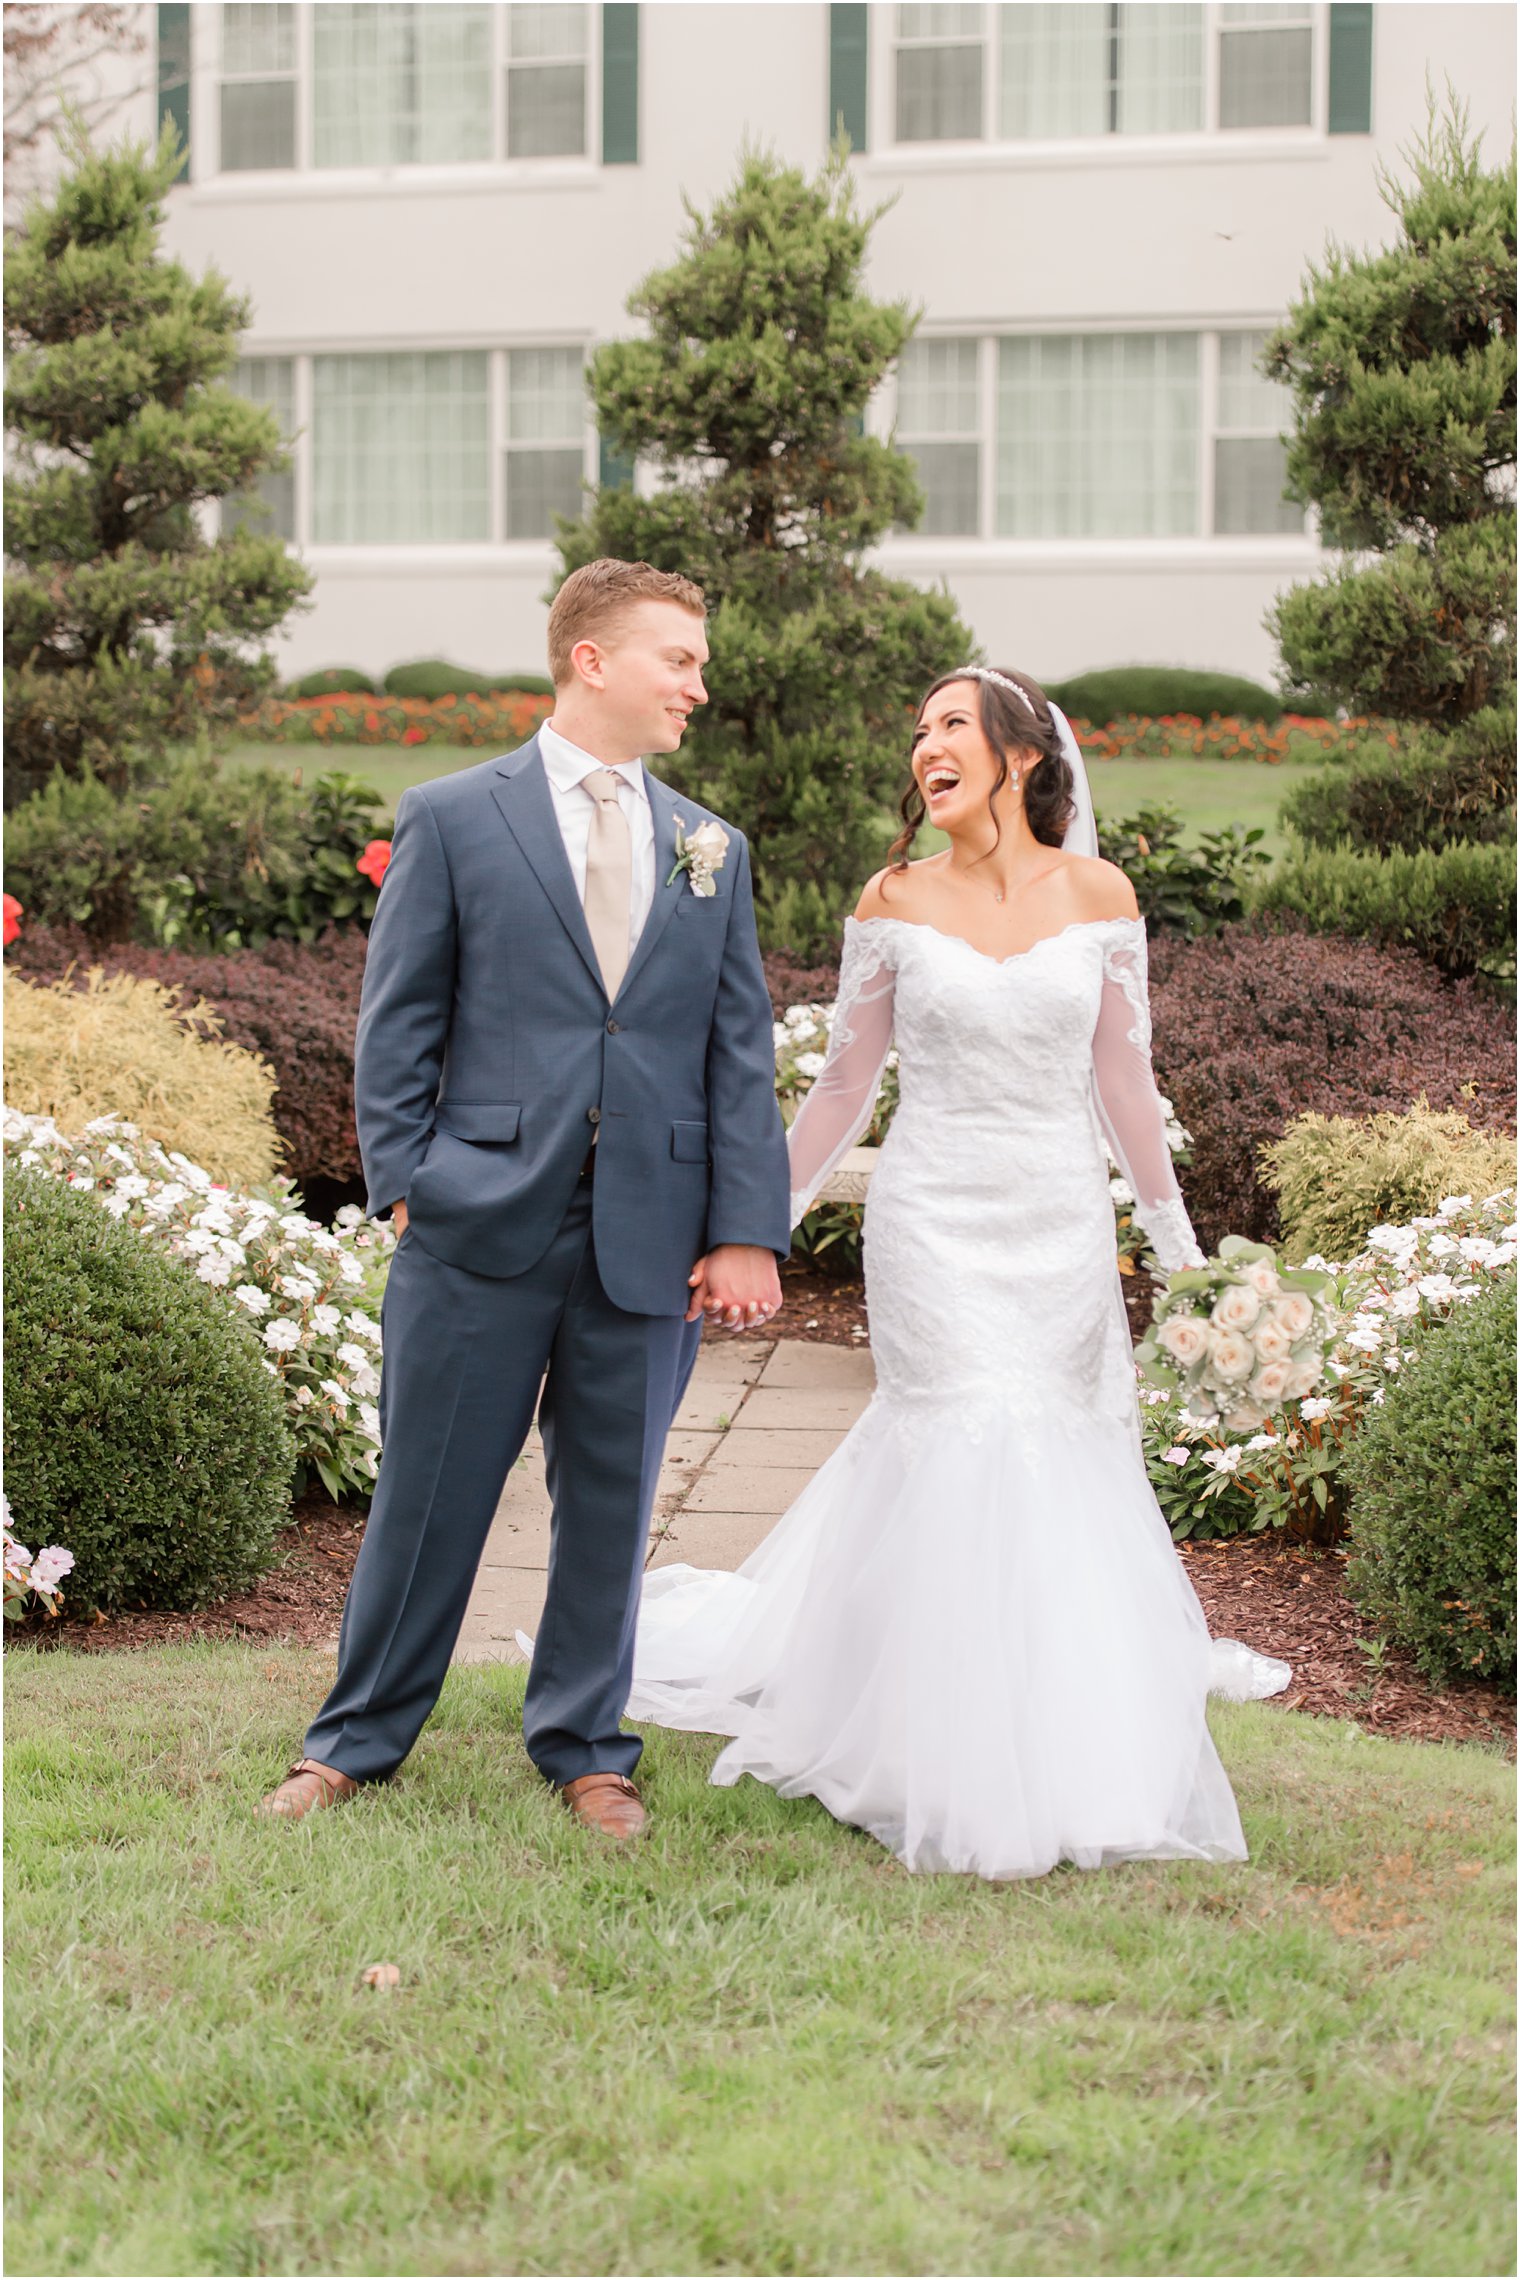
[587,1106,601,1125]
[606,1019,620,1035]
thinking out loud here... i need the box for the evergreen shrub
[1343,1272,1517,1690]
[1252,839,1515,976]
[3,1169,294,1613]
[5,759,387,948]
[3,967,282,1188]
[1148,925,1515,1249]
[285,668,377,699]
[1279,700,1517,853]
[1046,667,1284,725]
[1262,1101,1518,1263]
[10,924,368,1192]
[382,662,554,700]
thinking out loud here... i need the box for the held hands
[686,1244,782,1331]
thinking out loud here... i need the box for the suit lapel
[615,771,689,1005]
[489,742,605,995]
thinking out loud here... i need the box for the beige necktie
[582,769,633,1000]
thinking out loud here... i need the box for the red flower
[402,725,427,746]
[357,840,392,887]
[2,893,21,947]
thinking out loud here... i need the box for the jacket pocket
[435,1102,522,1143]
[670,1119,709,1163]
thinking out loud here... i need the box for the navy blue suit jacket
[353,738,791,1316]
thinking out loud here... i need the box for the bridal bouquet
[1136,1237,1337,1433]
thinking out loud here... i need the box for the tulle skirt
[627,1396,1288,1881]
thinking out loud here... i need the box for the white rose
[1242,1260,1282,1298]
[1227,1401,1268,1432]
[1282,1359,1322,1400]
[687,821,729,867]
[1211,1284,1261,1333]
[1248,1361,1289,1405]
[1251,1318,1292,1364]
[1271,1292,1314,1340]
[1157,1317,1208,1366]
[1207,1328,1255,1384]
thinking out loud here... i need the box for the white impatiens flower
[1201,1446,1243,1474]
[1343,1321,1384,1352]
[115,1174,150,1200]
[795,1052,826,1079]
[1386,1286,1422,1318]
[233,1284,271,1315]
[350,1363,381,1399]
[1299,1396,1333,1420]
[320,1380,351,1411]
[336,1257,364,1287]
[196,1254,233,1286]
[1438,1194,1473,1217]
[280,1275,318,1301]
[1162,1446,1190,1467]
[311,1304,342,1337]
[1245,1432,1280,1452]
[294,1384,315,1408]
[358,1403,382,1442]
[1416,1273,1458,1303]
[100,1192,133,1220]
[1109,1176,1135,1208]
[216,1239,247,1265]
[335,1342,369,1370]
[344,1311,380,1342]
[335,1203,365,1229]
[263,1319,301,1352]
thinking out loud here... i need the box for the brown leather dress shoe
[256,1758,359,1822]
[560,1772,647,1841]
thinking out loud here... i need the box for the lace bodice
[786,914,1204,1274]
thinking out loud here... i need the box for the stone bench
[815,1144,879,1204]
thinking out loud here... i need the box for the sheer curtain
[1117,3,1205,133]
[998,4,1107,140]
[313,3,492,168]
[997,332,1200,537]
[312,353,490,544]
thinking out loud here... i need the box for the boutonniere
[666,816,729,898]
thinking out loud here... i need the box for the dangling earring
[1009,770,1021,793]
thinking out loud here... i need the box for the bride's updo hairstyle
[888,664,1076,873]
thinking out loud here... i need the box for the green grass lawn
[6,1644,1514,2278]
[229,741,1316,856]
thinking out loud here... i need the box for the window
[894,337,981,535]
[505,4,590,158]
[895,4,984,143]
[1214,331,1304,532]
[213,1,598,171]
[225,358,297,540]
[312,353,491,543]
[998,333,1200,537]
[1218,2,1313,128]
[504,346,587,535]
[313,5,493,168]
[893,1,1317,143]
[219,3,297,170]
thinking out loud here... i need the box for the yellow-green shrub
[3,968,282,1188]
[1261,1099,1517,1263]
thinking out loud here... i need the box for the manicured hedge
[383,660,555,699]
[1148,923,1515,1251]
[1252,839,1515,977]
[1046,666,1285,724]
[10,923,369,1193]
[1278,700,1517,855]
[285,667,378,699]
[4,1168,294,1613]
[1343,1273,1517,1691]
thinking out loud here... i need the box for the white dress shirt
[537,718,656,958]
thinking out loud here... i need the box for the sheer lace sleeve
[1091,922,1205,1274]
[785,920,897,1231]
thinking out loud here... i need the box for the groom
[260,559,790,1840]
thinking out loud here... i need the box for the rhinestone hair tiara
[955,664,1039,718]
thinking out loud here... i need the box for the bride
[627,664,1289,1881]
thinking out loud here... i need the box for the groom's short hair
[548,559,706,686]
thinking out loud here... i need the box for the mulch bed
[18,1487,360,1656]
[15,1310,1513,1759]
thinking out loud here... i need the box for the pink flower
[357,840,392,887]
[2,894,22,947]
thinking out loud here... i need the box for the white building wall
[92,1,1520,689]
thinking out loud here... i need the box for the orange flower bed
[238,690,553,749]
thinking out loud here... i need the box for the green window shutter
[598,435,635,491]
[1328,4,1373,134]
[602,4,639,165]
[829,3,869,152]
[156,3,191,179]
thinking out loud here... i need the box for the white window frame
[203,3,601,185]
[872,1,1330,160]
[885,322,1314,554]
[219,340,597,555]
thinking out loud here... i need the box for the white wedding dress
[627,912,1290,1880]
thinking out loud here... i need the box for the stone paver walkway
[452,1338,876,1665]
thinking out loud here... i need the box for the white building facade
[119,0,1517,686]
